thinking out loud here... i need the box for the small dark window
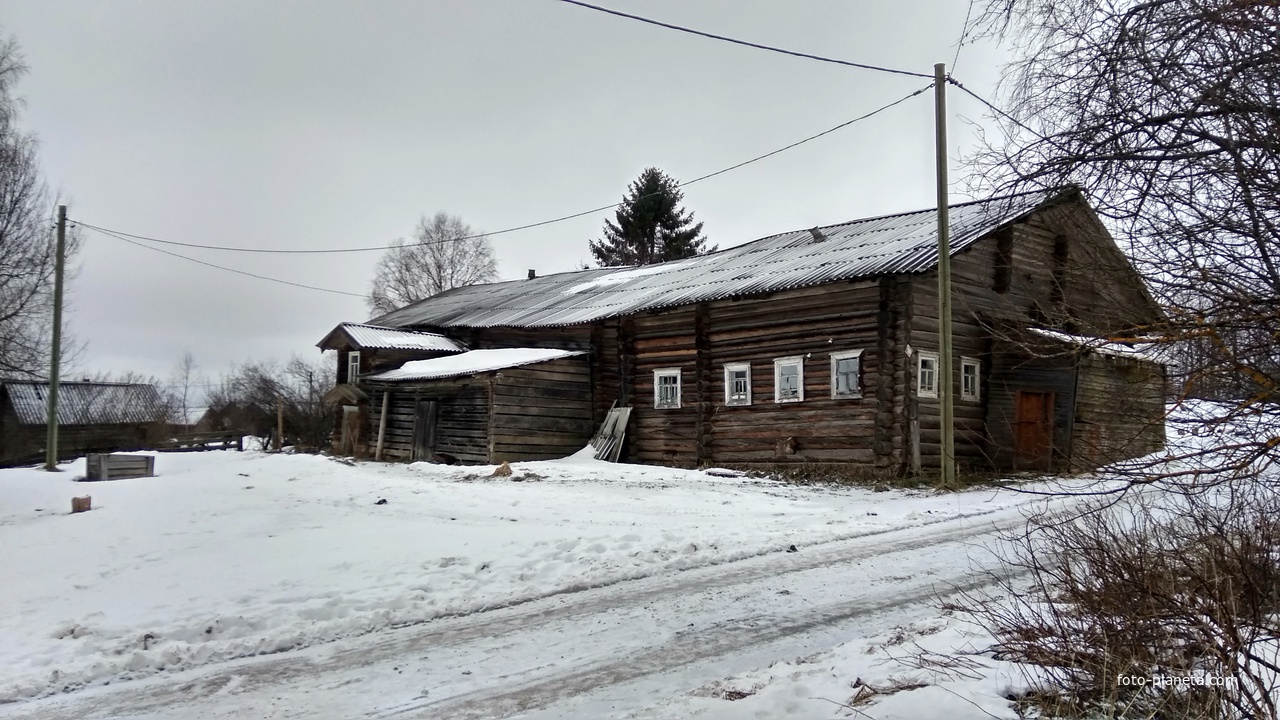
[994,228,1014,293]
[1051,233,1069,305]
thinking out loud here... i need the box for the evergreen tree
[590,167,714,266]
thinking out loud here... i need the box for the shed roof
[2,381,164,426]
[372,188,1068,330]
[365,348,586,382]
[316,322,467,352]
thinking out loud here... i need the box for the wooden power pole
[44,205,67,472]
[934,63,956,489]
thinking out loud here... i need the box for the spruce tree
[590,167,714,266]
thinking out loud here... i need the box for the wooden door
[340,406,359,455]
[412,400,439,462]
[1014,391,1054,470]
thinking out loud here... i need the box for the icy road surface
[2,503,1031,720]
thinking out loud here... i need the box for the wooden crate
[85,453,155,481]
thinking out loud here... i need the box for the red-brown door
[1014,391,1054,470]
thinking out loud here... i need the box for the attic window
[994,227,1014,293]
[347,351,361,383]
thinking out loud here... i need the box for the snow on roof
[365,348,586,382]
[2,381,164,426]
[1027,328,1163,363]
[371,188,1068,329]
[317,323,466,352]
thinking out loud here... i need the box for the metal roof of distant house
[1,381,164,426]
[365,348,586,382]
[316,323,467,352]
[371,188,1069,330]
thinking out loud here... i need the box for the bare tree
[163,351,201,428]
[966,0,1280,487]
[367,212,498,316]
[967,490,1280,719]
[204,354,335,450]
[0,32,80,379]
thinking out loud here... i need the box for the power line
[946,76,1054,145]
[72,83,933,257]
[558,0,934,80]
[83,225,366,298]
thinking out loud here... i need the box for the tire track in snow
[3,506,1033,720]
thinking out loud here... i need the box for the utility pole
[934,63,956,489]
[44,205,67,472]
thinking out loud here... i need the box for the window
[917,351,938,398]
[830,350,863,399]
[347,351,361,383]
[961,357,981,401]
[653,368,682,409]
[724,363,752,406]
[773,356,804,403]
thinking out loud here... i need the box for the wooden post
[375,390,389,461]
[934,62,956,489]
[275,396,283,451]
[44,205,67,471]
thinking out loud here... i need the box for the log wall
[366,380,490,464]
[1070,353,1166,469]
[625,280,904,469]
[909,197,1167,471]
[490,355,594,462]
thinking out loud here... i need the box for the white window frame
[347,351,361,383]
[653,368,682,409]
[917,351,939,399]
[723,363,752,406]
[961,356,981,402]
[773,356,805,403]
[830,350,863,399]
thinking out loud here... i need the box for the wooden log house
[320,187,1166,473]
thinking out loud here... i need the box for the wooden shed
[316,322,467,455]
[361,349,594,463]
[0,381,166,466]
[328,187,1167,474]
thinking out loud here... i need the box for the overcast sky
[0,0,1011,395]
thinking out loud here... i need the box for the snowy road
[3,506,1030,720]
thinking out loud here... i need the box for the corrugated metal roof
[320,323,466,352]
[365,348,586,382]
[372,189,1067,329]
[3,381,165,426]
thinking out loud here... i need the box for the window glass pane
[729,369,749,402]
[919,357,936,393]
[657,374,679,405]
[836,357,858,395]
[962,361,979,398]
[778,363,800,398]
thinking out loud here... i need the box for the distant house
[0,380,166,466]
[319,187,1166,473]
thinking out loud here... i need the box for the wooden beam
[374,390,390,461]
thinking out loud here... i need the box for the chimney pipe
[808,227,827,243]
[527,269,537,279]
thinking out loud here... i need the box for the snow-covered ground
[1,447,1067,717]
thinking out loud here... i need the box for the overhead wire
[72,83,934,256]
[557,0,934,80]
[82,224,366,298]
